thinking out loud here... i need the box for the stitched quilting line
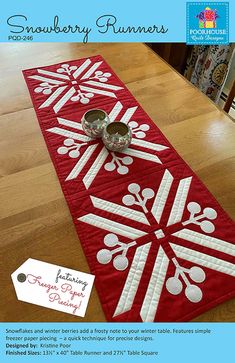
[113,243,151,316]
[66,144,98,181]
[171,243,234,272]
[91,196,150,226]
[30,58,124,114]
[132,138,169,151]
[24,55,235,323]
[79,214,146,239]
[47,127,90,142]
[151,170,173,223]
[39,86,68,109]
[54,87,76,113]
[80,61,102,79]
[83,147,109,188]
[167,177,192,226]
[46,104,170,187]
[173,229,235,257]
[37,69,69,81]
[142,247,169,321]
[123,148,162,163]
[170,243,235,277]
[122,243,151,314]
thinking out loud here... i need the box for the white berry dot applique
[46,102,169,187]
[28,60,123,112]
[96,233,136,271]
[166,258,205,303]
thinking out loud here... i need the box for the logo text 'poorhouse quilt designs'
[23,55,235,322]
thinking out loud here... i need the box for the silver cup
[102,122,132,152]
[82,109,109,138]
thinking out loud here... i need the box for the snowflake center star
[29,60,123,111]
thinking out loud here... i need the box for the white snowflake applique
[28,59,123,113]
[78,171,235,321]
[46,101,169,188]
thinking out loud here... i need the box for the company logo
[196,6,218,29]
[187,2,229,45]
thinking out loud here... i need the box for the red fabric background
[23,55,235,322]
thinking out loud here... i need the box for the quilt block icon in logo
[46,101,169,189]
[78,168,235,322]
[197,7,218,29]
[27,58,123,113]
[186,2,229,45]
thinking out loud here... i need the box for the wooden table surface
[0,43,235,322]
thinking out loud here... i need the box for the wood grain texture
[0,43,234,322]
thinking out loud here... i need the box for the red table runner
[23,55,235,322]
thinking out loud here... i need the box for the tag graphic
[11,258,95,317]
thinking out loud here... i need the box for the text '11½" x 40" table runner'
[23,55,235,322]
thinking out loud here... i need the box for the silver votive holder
[102,122,132,152]
[82,109,109,138]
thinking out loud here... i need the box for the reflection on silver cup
[102,122,132,152]
[82,109,109,138]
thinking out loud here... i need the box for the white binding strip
[80,85,117,98]
[83,147,109,189]
[122,148,162,164]
[80,61,103,79]
[39,86,67,109]
[140,246,169,322]
[78,214,146,239]
[53,87,76,113]
[57,118,84,131]
[167,177,192,226]
[84,80,123,91]
[73,59,92,79]
[132,138,169,151]
[28,75,66,85]
[151,170,173,223]
[173,228,235,257]
[108,101,123,122]
[66,145,98,181]
[46,127,90,142]
[120,107,138,123]
[38,69,69,80]
[113,243,152,317]
[170,243,235,277]
[91,196,150,226]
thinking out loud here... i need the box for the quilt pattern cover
[23,55,235,322]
